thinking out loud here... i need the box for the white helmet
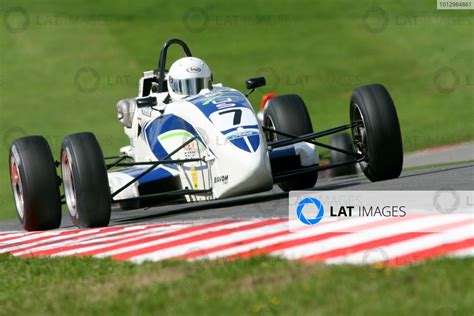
[167,57,212,101]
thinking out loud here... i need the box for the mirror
[246,77,266,90]
[136,96,157,108]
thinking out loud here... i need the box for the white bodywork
[109,71,317,202]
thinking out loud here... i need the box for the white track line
[0,232,39,240]
[130,221,290,263]
[0,231,70,245]
[50,224,191,257]
[13,225,182,256]
[327,224,474,264]
[195,216,391,260]
[449,247,474,257]
[0,227,124,253]
[93,220,255,258]
[272,215,470,260]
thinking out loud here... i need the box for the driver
[167,57,213,102]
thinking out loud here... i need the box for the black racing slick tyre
[350,84,403,181]
[60,132,111,228]
[264,94,318,191]
[9,136,61,231]
[330,132,357,177]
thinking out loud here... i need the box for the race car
[9,39,403,231]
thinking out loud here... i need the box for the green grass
[0,255,473,315]
[0,0,473,219]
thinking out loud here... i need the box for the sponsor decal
[191,166,199,189]
[214,175,229,184]
[183,141,198,159]
[225,129,259,141]
[186,66,201,73]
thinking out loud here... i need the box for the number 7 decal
[219,109,242,125]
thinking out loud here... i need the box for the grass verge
[0,255,473,315]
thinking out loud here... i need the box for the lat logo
[330,205,354,217]
[295,197,353,226]
[296,197,324,225]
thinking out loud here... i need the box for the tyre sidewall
[61,133,111,228]
[350,84,403,181]
[9,136,61,231]
[264,95,318,190]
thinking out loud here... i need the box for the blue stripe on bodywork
[248,135,260,151]
[187,89,252,119]
[269,146,297,160]
[117,167,174,184]
[229,138,249,152]
[145,114,205,160]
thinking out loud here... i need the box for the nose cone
[212,144,273,199]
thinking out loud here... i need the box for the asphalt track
[0,161,472,231]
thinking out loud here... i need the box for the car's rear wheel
[61,132,111,228]
[330,132,357,177]
[264,94,318,191]
[350,84,403,181]
[9,136,61,231]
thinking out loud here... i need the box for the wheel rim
[351,103,369,170]
[61,149,78,219]
[264,115,277,142]
[10,158,25,220]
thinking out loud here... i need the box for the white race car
[9,39,403,231]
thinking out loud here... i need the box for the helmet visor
[170,77,211,96]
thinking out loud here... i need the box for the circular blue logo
[296,197,324,225]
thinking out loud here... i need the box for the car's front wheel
[61,132,111,228]
[9,136,62,231]
[264,94,318,191]
[350,83,403,181]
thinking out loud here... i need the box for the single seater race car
[9,39,403,231]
